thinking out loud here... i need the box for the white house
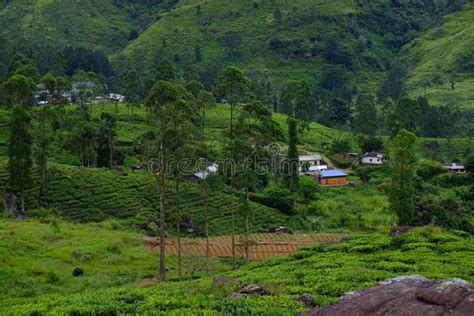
[299,154,328,175]
[361,152,384,165]
[444,163,467,174]
[107,93,125,103]
[193,162,219,179]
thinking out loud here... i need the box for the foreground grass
[1,223,472,314]
[0,219,157,300]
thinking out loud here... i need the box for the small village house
[318,169,349,186]
[444,163,467,174]
[193,162,219,180]
[361,152,384,165]
[299,154,328,175]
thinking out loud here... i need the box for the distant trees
[194,44,202,63]
[353,94,378,135]
[97,113,117,169]
[64,47,114,77]
[7,106,33,215]
[219,32,243,60]
[378,60,406,101]
[319,98,351,129]
[1,75,36,106]
[390,129,417,226]
[285,117,299,207]
[156,59,176,82]
[120,70,143,120]
[186,80,215,140]
[273,7,282,24]
[388,97,421,136]
[50,51,68,77]
[279,80,313,129]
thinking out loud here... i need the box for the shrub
[298,176,319,205]
[416,160,446,180]
[261,186,293,214]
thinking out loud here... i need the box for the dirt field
[145,233,346,260]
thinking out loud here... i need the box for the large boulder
[302,275,474,316]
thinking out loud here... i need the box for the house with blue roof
[318,169,349,187]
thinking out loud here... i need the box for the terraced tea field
[145,232,345,260]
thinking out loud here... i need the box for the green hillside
[0,0,170,53]
[0,159,289,236]
[1,224,472,314]
[402,2,474,108]
[112,0,451,89]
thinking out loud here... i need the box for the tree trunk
[204,181,210,274]
[38,109,47,207]
[176,179,182,279]
[108,135,113,170]
[244,189,250,262]
[230,184,236,269]
[20,189,25,215]
[159,135,166,282]
[230,98,236,270]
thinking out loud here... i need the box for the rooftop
[299,154,322,161]
[320,169,349,178]
[363,152,383,158]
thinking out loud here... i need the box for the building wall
[361,157,383,165]
[320,177,348,186]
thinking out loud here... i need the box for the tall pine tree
[8,105,32,215]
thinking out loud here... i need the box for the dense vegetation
[1,223,472,314]
[0,1,473,314]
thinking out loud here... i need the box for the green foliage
[263,185,293,214]
[388,98,421,136]
[298,176,319,206]
[284,117,299,196]
[7,105,32,212]
[1,229,471,314]
[1,75,36,106]
[416,159,446,180]
[353,94,378,135]
[390,129,417,225]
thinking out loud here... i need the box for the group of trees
[3,47,473,280]
[143,62,287,279]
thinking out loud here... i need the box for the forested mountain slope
[1,0,471,106]
[0,0,169,53]
[401,1,474,108]
[113,0,455,91]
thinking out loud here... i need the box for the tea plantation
[0,159,289,236]
[1,225,472,314]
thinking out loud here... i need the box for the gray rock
[296,293,317,308]
[227,292,248,300]
[212,275,233,288]
[301,275,474,316]
[240,284,272,296]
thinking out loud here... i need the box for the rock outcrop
[227,284,272,299]
[302,275,474,316]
